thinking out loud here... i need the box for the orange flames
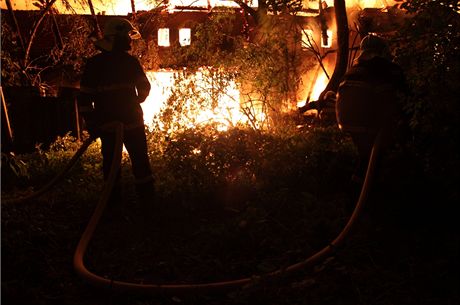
[142,64,332,131]
[310,72,329,102]
[141,70,250,132]
[0,0,396,15]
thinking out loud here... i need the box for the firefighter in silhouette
[336,34,407,183]
[78,17,154,207]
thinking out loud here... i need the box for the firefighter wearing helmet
[78,17,154,208]
[336,34,407,183]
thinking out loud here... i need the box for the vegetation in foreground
[2,126,459,305]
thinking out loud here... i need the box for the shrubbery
[151,126,355,206]
[2,126,356,209]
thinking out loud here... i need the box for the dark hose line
[268,130,382,275]
[2,136,96,205]
[73,128,383,295]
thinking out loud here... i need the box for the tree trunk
[24,0,58,66]
[50,10,64,49]
[234,0,272,25]
[130,0,136,18]
[87,0,102,38]
[320,0,349,100]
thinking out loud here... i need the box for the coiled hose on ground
[2,122,383,295]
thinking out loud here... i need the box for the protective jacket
[336,56,406,135]
[336,55,407,181]
[79,51,151,128]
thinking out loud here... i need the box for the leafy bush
[1,133,104,202]
[2,124,356,210]
[149,126,356,209]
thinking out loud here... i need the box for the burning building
[1,0,407,151]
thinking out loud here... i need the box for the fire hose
[72,123,383,295]
[2,121,383,295]
[2,135,96,205]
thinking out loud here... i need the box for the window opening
[179,28,191,46]
[158,28,170,47]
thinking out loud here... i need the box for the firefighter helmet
[95,18,141,51]
[355,34,390,62]
[360,35,387,52]
[102,17,141,40]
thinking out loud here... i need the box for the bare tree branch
[24,0,58,66]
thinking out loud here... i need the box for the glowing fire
[297,68,330,108]
[141,69,254,132]
[310,72,329,102]
[1,0,397,15]
[111,0,394,15]
[143,67,337,131]
[307,0,396,9]
[142,71,175,128]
